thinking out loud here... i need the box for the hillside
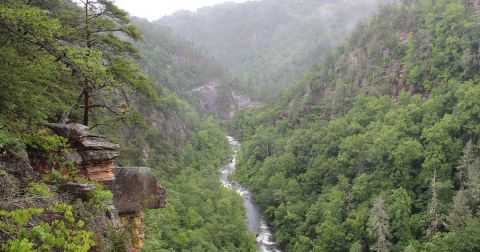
[158,0,395,100]
[131,18,261,119]
[2,0,480,251]
[231,0,480,251]
[0,0,255,251]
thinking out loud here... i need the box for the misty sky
[114,0,251,21]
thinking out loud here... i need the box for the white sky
[114,0,251,21]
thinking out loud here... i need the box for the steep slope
[132,18,261,118]
[0,0,255,251]
[231,0,480,251]
[92,15,259,252]
[158,0,394,100]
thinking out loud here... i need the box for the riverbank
[220,136,281,252]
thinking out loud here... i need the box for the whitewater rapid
[220,136,281,252]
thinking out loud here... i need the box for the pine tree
[466,158,480,206]
[387,188,412,242]
[1,0,155,127]
[66,0,154,126]
[0,0,77,126]
[368,196,392,252]
[456,140,480,208]
[445,189,471,231]
[427,170,441,238]
[457,140,476,189]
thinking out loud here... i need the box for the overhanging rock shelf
[48,123,166,251]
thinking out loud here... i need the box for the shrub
[0,128,26,158]
[0,167,20,198]
[26,182,52,198]
[24,129,68,153]
[89,189,113,212]
[0,203,95,252]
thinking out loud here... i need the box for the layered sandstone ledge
[47,123,166,251]
[48,123,118,181]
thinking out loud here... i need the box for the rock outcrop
[47,123,166,251]
[192,80,262,119]
[103,167,166,251]
[106,167,167,213]
[48,123,119,181]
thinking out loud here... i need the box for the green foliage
[41,169,68,185]
[58,0,157,126]
[26,182,53,198]
[0,165,21,198]
[131,17,238,118]
[0,0,78,129]
[387,188,413,244]
[24,130,68,153]
[159,0,395,101]
[0,203,95,252]
[0,47,73,127]
[98,11,256,251]
[1,0,156,127]
[143,117,255,251]
[230,0,480,251]
[3,239,35,252]
[8,0,480,251]
[0,0,256,251]
[88,189,113,212]
[0,127,25,158]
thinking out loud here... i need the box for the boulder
[80,149,119,163]
[77,136,120,151]
[105,167,167,213]
[47,123,91,139]
[65,151,83,165]
[62,181,96,200]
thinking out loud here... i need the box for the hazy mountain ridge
[132,17,262,118]
[158,0,395,100]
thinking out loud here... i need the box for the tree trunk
[83,0,90,127]
[83,89,89,126]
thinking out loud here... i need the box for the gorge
[1,0,480,251]
[220,136,280,252]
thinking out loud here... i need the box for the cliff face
[192,81,262,119]
[106,167,166,251]
[48,123,166,251]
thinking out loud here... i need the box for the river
[220,136,281,252]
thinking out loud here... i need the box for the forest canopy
[1,0,480,251]
[230,0,480,251]
[0,0,254,251]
